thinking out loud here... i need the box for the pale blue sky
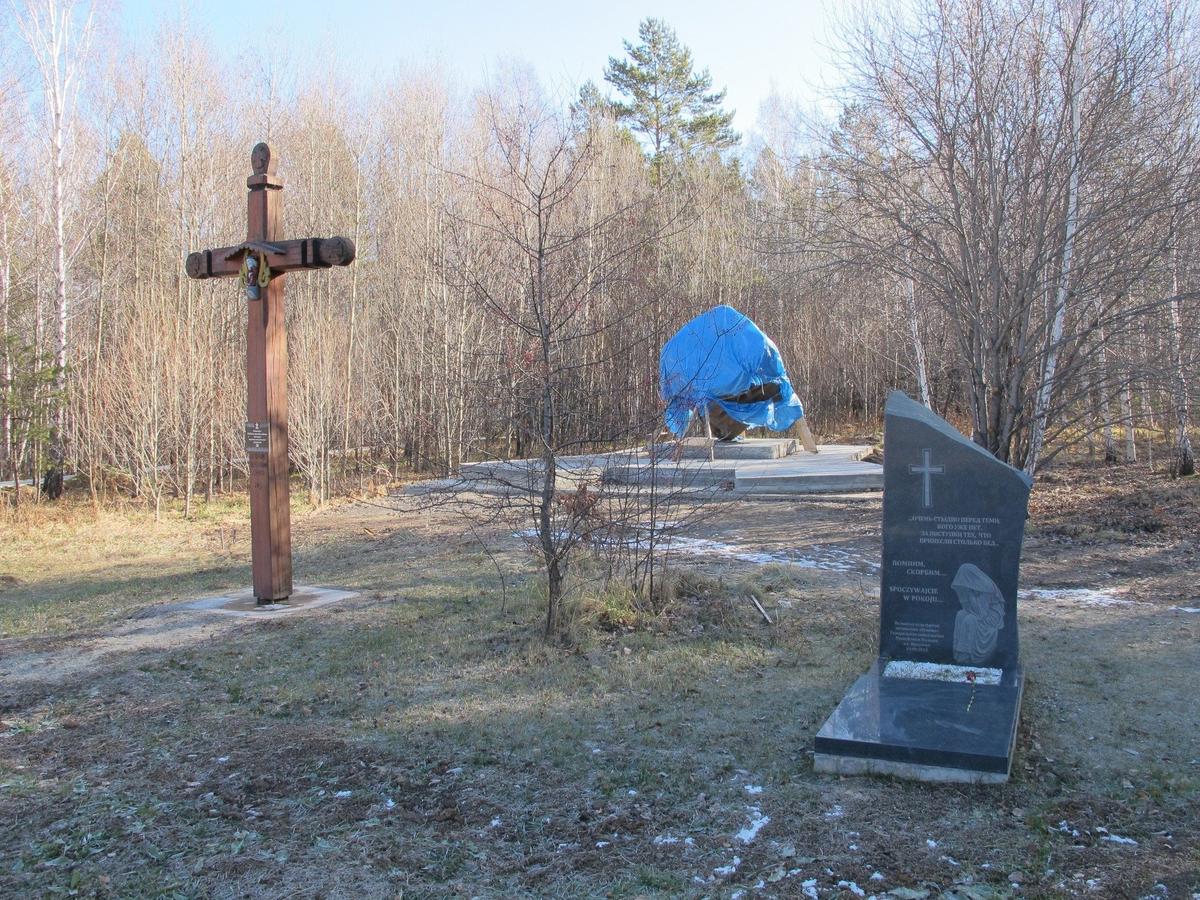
[115,0,845,136]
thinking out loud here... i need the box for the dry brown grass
[0,475,1197,897]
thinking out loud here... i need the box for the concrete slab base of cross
[181,585,357,618]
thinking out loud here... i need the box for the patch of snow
[732,891,747,900]
[664,536,782,565]
[736,806,771,844]
[334,790,352,799]
[941,855,960,866]
[884,660,1001,684]
[1100,834,1138,845]
[1056,820,1081,838]
[870,871,885,881]
[926,838,938,849]
[653,834,680,846]
[802,878,819,899]
[713,856,742,877]
[659,535,877,573]
[517,517,880,573]
[745,784,764,795]
[824,804,844,819]
[1020,587,1136,607]
[627,789,638,796]
[1170,606,1200,613]
[838,881,866,897]
[489,816,501,828]
[384,798,396,810]
[684,836,695,846]
[216,756,229,763]
[595,840,610,848]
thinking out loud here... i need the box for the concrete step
[603,464,737,488]
[736,470,883,494]
[662,437,800,460]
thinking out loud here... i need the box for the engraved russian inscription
[245,421,270,454]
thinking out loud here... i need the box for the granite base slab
[812,753,1011,784]
[814,661,1023,782]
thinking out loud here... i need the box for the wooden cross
[185,142,355,604]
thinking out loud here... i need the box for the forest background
[1,0,1196,515]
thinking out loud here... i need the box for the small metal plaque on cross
[245,421,270,454]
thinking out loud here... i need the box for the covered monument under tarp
[660,305,805,440]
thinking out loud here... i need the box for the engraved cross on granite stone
[909,447,944,508]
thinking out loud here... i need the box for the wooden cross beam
[185,142,355,604]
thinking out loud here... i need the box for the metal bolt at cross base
[185,143,356,604]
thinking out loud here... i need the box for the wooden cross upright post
[185,142,355,604]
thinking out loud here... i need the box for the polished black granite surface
[878,392,1032,669]
[814,393,1030,780]
[815,662,1024,775]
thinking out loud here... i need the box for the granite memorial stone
[814,391,1033,783]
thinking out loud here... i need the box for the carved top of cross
[251,142,276,175]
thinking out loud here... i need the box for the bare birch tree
[14,0,93,496]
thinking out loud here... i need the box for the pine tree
[604,18,738,170]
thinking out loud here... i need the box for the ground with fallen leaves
[0,460,1197,898]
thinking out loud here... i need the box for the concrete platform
[454,440,882,496]
[180,585,357,618]
[606,443,882,494]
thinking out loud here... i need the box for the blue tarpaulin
[659,305,804,438]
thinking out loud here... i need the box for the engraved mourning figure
[951,563,1005,665]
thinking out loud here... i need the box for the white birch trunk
[1025,81,1080,476]
[18,0,93,481]
[1,203,11,486]
[1120,380,1137,463]
[1094,321,1116,462]
[904,274,932,408]
[1166,270,1195,475]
